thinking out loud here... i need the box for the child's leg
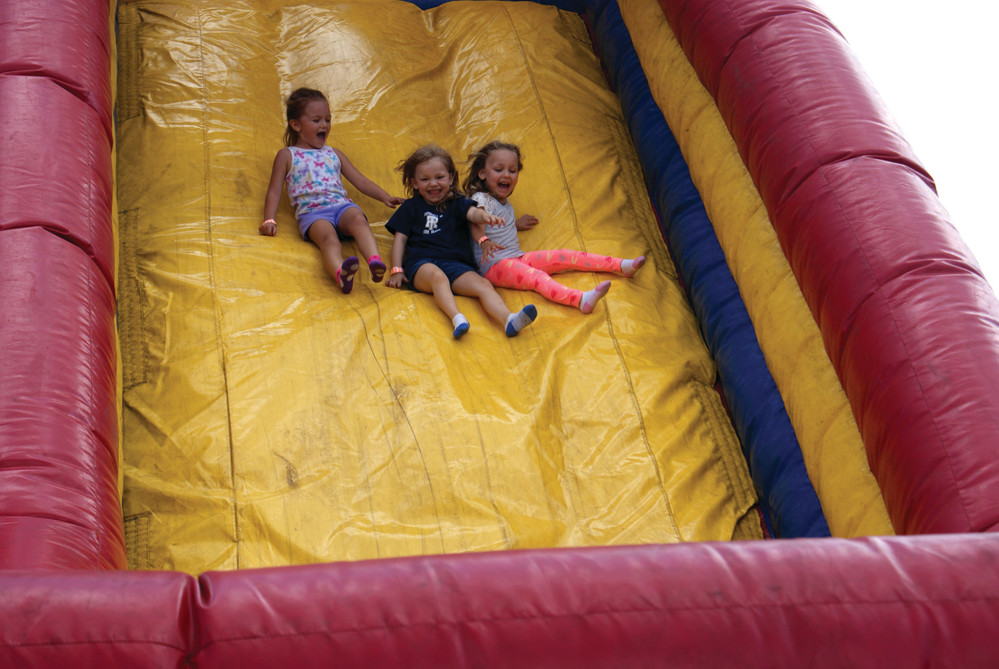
[307,219,358,292]
[520,249,634,276]
[485,258,582,308]
[412,264,468,337]
[413,264,461,318]
[453,271,536,336]
[338,207,386,281]
[452,271,510,324]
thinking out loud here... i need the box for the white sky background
[815,1,999,289]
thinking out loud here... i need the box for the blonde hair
[397,144,462,203]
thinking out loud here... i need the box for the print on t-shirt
[423,212,440,235]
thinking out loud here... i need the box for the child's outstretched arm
[260,148,291,236]
[468,207,505,262]
[335,148,404,208]
[385,232,409,288]
[467,205,504,228]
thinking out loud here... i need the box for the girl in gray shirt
[464,141,645,314]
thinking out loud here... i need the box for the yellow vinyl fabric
[116,0,762,574]
[617,0,893,536]
[109,0,125,500]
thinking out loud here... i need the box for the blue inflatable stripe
[584,0,830,538]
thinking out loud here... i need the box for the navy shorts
[406,258,479,288]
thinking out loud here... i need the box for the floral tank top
[286,146,350,217]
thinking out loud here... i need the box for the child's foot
[621,255,646,277]
[505,304,538,337]
[337,256,359,294]
[453,314,470,339]
[580,280,611,314]
[368,255,387,283]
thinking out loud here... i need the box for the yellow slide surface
[116,0,762,574]
[617,0,893,537]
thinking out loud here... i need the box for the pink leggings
[483,250,624,308]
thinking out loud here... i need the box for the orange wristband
[390,266,404,275]
[477,236,489,245]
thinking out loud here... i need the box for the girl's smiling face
[478,148,520,203]
[412,157,454,205]
[290,99,331,149]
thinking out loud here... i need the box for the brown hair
[396,144,462,204]
[462,140,523,195]
[284,87,328,147]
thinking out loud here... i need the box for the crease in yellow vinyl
[617,0,893,537]
[116,0,762,574]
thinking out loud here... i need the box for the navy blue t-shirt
[386,195,478,267]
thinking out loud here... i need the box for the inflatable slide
[2,0,999,665]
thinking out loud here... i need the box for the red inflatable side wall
[0,2,124,568]
[2,0,999,666]
[3,538,999,667]
[661,0,999,534]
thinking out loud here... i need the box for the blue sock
[505,304,537,337]
[452,313,470,339]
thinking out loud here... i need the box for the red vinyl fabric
[661,0,999,534]
[2,0,999,665]
[0,1,123,569]
[3,537,999,667]
[0,227,121,570]
[0,570,194,668]
[0,0,116,283]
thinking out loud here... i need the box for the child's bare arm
[385,232,409,288]
[467,205,503,228]
[469,210,504,261]
[260,149,290,236]
[336,148,404,208]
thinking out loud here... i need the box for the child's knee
[339,208,368,232]
[415,264,448,292]
[432,271,451,290]
[319,234,342,252]
[467,274,493,293]
[307,219,337,244]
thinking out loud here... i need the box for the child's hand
[479,239,504,261]
[383,195,405,208]
[516,214,539,231]
[386,270,406,288]
[259,219,277,236]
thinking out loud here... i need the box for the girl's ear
[478,167,486,181]
[288,118,302,132]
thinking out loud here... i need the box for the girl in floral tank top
[286,145,351,216]
[260,88,403,294]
